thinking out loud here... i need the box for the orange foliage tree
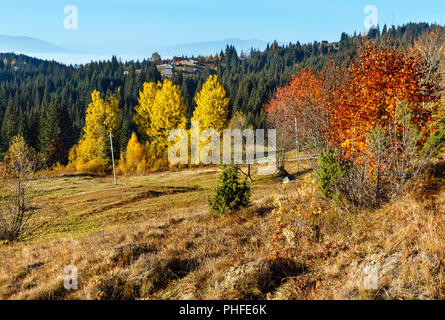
[325,40,439,203]
[264,69,325,171]
[329,40,434,160]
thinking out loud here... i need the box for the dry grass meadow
[0,159,444,300]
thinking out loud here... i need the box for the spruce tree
[38,99,73,165]
[1,99,18,152]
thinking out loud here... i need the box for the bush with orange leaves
[329,40,435,159]
[324,40,441,207]
[264,39,442,208]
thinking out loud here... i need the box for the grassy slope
[0,161,443,300]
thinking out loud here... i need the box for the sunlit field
[1,158,443,300]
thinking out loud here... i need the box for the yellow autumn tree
[69,90,120,173]
[134,79,187,169]
[119,132,145,174]
[192,75,229,134]
[149,79,187,144]
[191,75,229,164]
[134,81,161,138]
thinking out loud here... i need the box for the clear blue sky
[0,0,444,54]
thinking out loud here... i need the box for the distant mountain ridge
[159,38,267,57]
[0,34,70,54]
[0,35,267,64]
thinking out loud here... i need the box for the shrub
[423,99,445,154]
[316,150,344,203]
[67,143,111,174]
[271,175,324,258]
[74,158,110,174]
[208,165,251,216]
[151,157,168,173]
[0,136,38,242]
[315,104,435,209]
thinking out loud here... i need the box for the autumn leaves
[265,38,442,207]
[192,75,230,134]
[329,41,434,161]
[67,37,442,182]
[69,90,120,172]
[266,39,438,165]
[69,75,230,173]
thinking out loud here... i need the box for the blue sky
[0,0,444,54]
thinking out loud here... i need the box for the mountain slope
[0,34,69,53]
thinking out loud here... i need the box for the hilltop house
[157,64,174,78]
[320,41,339,54]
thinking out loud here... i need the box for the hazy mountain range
[0,34,267,65]
[0,34,70,54]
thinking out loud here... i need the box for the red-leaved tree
[265,69,325,173]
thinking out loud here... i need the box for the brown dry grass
[0,160,443,300]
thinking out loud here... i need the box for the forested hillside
[0,22,441,164]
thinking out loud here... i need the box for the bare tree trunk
[295,118,299,173]
[238,164,253,182]
[376,133,381,199]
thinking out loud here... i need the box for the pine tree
[38,99,73,166]
[1,99,18,153]
[208,165,251,216]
